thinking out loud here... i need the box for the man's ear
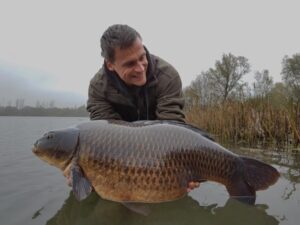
[105,60,115,71]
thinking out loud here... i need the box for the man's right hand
[187,181,200,192]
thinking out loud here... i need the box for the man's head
[101,24,148,86]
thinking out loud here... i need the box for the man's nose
[134,63,145,73]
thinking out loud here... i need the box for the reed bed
[185,99,300,150]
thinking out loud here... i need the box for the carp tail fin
[226,156,279,204]
[241,156,280,191]
[71,164,93,201]
[226,178,256,204]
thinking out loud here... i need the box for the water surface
[0,116,299,225]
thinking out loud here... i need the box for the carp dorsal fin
[71,163,93,201]
[132,120,215,141]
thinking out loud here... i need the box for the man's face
[106,38,148,86]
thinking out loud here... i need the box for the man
[66,24,199,192]
[86,24,185,122]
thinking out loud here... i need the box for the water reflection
[45,192,278,225]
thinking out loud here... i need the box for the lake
[0,116,299,225]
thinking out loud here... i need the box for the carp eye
[44,132,55,139]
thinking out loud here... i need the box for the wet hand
[187,181,200,192]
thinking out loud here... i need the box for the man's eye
[126,62,135,67]
[139,55,146,61]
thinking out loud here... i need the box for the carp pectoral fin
[122,203,151,216]
[71,165,92,201]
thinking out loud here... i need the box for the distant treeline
[0,105,89,117]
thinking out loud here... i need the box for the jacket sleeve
[155,73,186,122]
[86,78,122,120]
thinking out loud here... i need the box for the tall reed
[185,98,300,149]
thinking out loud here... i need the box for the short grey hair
[100,24,142,62]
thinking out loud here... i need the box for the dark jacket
[86,49,185,122]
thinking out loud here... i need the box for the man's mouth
[132,73,145,79]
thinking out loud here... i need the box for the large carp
[32,120,279,204]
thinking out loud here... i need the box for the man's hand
[187,181,200,192]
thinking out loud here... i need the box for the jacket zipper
[137,109,140,120]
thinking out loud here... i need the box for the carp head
[32,127,80,170]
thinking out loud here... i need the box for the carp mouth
[32,140,45,156]
[32,127,80,168]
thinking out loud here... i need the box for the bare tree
[253,70,274,97]
[15,98,25,110]
[49,100,55,108]
[206,53,251,102]
[184,71,221,107]
[281,53,300,102]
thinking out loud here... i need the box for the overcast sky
[0,0,299,106]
